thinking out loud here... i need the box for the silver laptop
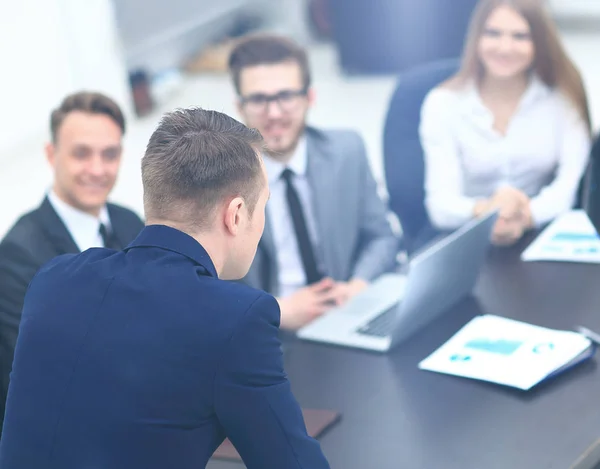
[297,211,497,352]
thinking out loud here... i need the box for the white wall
[0,0,69,158]
[0,0,133,237]
[549,0,600,17]
[249,0,312,44]
[0,0,131,161]
[111,0,309,73]
[114,0,250,72]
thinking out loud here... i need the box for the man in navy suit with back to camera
[0,108,330,469]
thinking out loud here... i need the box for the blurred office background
[1,0,599,237]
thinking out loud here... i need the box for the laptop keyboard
[356,307,397,338]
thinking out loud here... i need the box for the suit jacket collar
[40,196,135,253]
[305,127,339,276]
[106,204,136,250]
[125,224,218,278]
[37,197,80,255]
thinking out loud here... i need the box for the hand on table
[491,186,529,220]
[277,278,369,330]
[491,216,526,245]
[326,278,368,305]
[473,186,534,246]
[278,278,339,330]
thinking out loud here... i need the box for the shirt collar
[48,190,110,235]
[519,74,551,107]
[462,74,551,115]
[263,134,308,183]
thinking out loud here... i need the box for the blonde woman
[420,0,591,245]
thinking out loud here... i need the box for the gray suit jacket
[244,126,399,295]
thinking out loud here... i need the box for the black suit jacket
[0,197,143,428]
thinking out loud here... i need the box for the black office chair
[576,128,600,209]
[584,133,600,234]
[383,59,459,253]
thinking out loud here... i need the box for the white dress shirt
[419,76,591,229]
[263,136,322,298]
[47,190,111,251]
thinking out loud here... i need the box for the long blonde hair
[446,0,591,131]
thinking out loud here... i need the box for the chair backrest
[573,130,598,212]
[584,132,600,234]
[383,59,459,248]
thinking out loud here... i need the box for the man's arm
[0,241,41,403]
[214,293,330,469]
[351,136,400,281]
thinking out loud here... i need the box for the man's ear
[45,142,56,167]
[223,197,245,236]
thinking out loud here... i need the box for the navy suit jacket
[0,225,329,469]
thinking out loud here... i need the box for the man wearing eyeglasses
[228,34,399,330]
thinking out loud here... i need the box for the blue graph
[532,343,555,354]
[552,233,600,242]
[450,354,472,362]
[574,246,600,254]
[464,338,523,355]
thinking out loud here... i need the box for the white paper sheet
[521,210,600,263]
[418,315,592,390]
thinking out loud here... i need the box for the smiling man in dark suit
[0,108,330,468]
[0,92,143,429]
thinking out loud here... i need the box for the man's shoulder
[209,280,276,314]
[35,248,110,278]
[0,205,46,254]
[191,279,278,334]
[308,126,363,149]
[307,126,368,169]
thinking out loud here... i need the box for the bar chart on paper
[521,210,600,263]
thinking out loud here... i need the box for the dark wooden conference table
[209,235,600,469]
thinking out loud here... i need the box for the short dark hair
[141,108,264,231]
[50,91,126,142]
[228,34,311,95]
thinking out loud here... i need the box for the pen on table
[576,326,600,346]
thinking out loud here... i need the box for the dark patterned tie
[281,168,322,285]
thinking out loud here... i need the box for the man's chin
[73,197,108,215]
[264,141,297,159]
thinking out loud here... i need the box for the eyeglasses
[239,88,308,116]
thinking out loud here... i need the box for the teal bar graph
[465,338,523,355]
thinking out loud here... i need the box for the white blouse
[419,76,591,229]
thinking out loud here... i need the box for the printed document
[521,210,600,263]
[419,315,592,390]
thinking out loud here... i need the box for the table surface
[208,237,600,469]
